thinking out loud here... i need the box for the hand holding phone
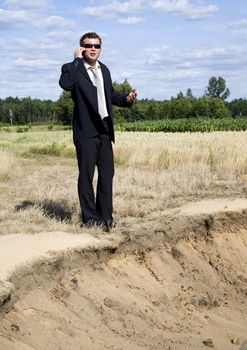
[74,47,85,59]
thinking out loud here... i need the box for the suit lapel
[79,63,92,83]
[76,61,100,116]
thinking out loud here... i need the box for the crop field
[116,117,247,132]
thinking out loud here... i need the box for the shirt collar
[83,59,101,71]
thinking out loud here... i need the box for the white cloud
[80,0,144,19]
[139,42,247,99]
[185,4,218,20]
[168,69,200,79]
[0,8,32,29]
[151,0,218,20]
[0,8,75,33]
[80,0,218,22]
[0,70,61,99]
[3,0,51,11]
[151,0,189,13]
[34,16,75,30]
[228,18,247,30]
[81,5,115,20]
[190,47,226,59]
[12,37,65,51]
[14,57,60,68]
[118,16,144,24]
[147,45,181,65]
[111,0,144,13]
[0,0,246,101]
[146,44,242,68]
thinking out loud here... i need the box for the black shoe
[81,219,116,233]
[101,220,117,233]
[101,223,111,233]
[81,219,101,229]
[108,220,117,229]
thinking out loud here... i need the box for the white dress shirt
[83,60,108,119]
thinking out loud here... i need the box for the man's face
[82,37,101,65]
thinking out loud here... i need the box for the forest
[0,76,247,126]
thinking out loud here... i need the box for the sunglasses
[83,44,101,49]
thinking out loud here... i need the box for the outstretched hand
[126,89,137,103]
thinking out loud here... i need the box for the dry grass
[114,131,247,177]
[0,130,75,157]
[0,130,247,235]
[0,151,18,182]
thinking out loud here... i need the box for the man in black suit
[59,32,137,232]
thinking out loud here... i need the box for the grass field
[0,129,247,235]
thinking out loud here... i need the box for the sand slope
[0,198,247,350]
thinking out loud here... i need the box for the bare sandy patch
[0,198,247,350]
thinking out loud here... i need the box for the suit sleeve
[59,58,84,91]
[109,78,132,108]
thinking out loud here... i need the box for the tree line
[0,77,247,126]
[0,97,56,125]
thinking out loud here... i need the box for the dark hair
[80,32,102,46]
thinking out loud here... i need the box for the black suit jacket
[59,58,131,143]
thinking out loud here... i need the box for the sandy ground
[0,198,247,350]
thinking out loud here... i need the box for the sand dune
[0,198,247,350]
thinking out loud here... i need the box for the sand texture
[0,198,247,350]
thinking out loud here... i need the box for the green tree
[170,98,193,119]
[159,100,171,119]
[112,78,136,122]
[228,98,247,117]
[56,91,73,125]
[204,76,230,100]
[186,88,194,99]
[176,91,184,99]
[146,102,157,120]
[127,103,145,122]
[19,97,35,124]
[209,98,231,118]
[193,97,211,118]
[113,78,132,94]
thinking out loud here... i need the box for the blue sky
[0,0,247,101]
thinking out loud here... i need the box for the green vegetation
[0,96,56,125]
[0,124,69,133]
[0,76,247,127]
[25,142,75,158]
[0,129,75,158]
[116,118,247,133]
[204,76,230,100]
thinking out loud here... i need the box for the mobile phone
[81,47,86,58]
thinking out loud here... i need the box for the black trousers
[75,130,114,225]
